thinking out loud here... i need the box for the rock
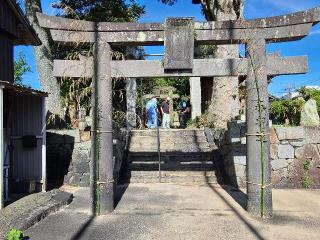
[289,140,305,147]
[275,127,305,141]
[270,144,278,159]
[271,159,293,171]
[269,128,280,144]
[300,99,320,127]
[278,144,295,159]
[305,127,320,143]
[0,190,72,239]
[73,162,90,174]
[295,144,320,160]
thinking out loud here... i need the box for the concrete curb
[0,189,73,239]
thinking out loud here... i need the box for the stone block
[234,164,246,177]
[305,127,320,143]
[270,144,278,159]
[275,127,305,141]
[72,149,90,163]
[80,130,91,142]
[300,99,320,127]
[73,162,90,174]
[289,140,306,147]
[295,144,320,160]
[68,173,82,186]
[271,159,293,171]
[269,128,279,144]
[233,155,247,166]
[80,173,90,187]
[278,144,294,159]
[75,141,92,150]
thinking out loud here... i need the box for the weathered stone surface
[164,18,194,70]
[295,144,320,160]
[278,144,295,159]
[270,144,278,159]
[289,140,306,147]
[271,158,293,171]
[275,127,305,141]
[0,190,72,239]
[234,164,246,177]
[305,127,320,143]
[73,162,90,174]
[269,128,280,144]
[68,173,82,186]
[301,99,320,126]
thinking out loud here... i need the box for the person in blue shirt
[146,96,158,129]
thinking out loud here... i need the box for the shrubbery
[270,87,320,126]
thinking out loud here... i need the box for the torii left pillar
[246,37,272,218]
[91,33,114,215]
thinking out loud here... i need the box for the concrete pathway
[26,184,320,240]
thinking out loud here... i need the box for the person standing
[178,99,191,129]
[146,96,158,129]
[161,97,171,129]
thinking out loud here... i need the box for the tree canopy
[14,52,32,87]
[52,0,145,22]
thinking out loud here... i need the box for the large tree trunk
[24,0,61,116]
[201,0,243,129]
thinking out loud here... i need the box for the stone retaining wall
[220,121,320,188]
[47,129,127,188]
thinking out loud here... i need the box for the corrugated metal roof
[0,81,48,97]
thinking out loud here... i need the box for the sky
[15,0,320,97]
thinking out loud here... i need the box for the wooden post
[246,38,272,218]
[91,32,114,215]
[41,96,47,192]
[0,85,4,209]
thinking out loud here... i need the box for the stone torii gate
[37,7,320,217]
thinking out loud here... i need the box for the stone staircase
[123,129,217,184]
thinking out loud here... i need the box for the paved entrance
[26,184,320,240]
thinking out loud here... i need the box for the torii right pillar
[245,37,272,218]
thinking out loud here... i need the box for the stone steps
[129,143,210,152]
[124,129,217,185]
[128,152,213,162]
[125,171,217,184]
[131,129,206,137]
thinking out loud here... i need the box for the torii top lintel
[37,7,320,45]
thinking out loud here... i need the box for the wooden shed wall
[0,0,18,36]
[9,93,44,183]
[0,30,14,83]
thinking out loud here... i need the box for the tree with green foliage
[14,52,32,87]
[270,98,305,125]
[50,0,145,127]
[52,0,145,22]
